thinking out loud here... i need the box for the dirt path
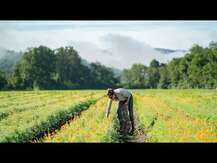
[117,114,147,143]
[130,114,147,143]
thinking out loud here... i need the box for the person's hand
[129,127,135,135]
[106,112,110,118]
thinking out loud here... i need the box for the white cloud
[69,34,186,69]
[114,27,217,49]
[0,27,105,51]
[1,22,217,69]
[1,23,217,50]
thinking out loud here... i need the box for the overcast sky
[1,21,217,69]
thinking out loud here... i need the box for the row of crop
[0,91,55,102]
[0,93,60,109]
[133,91,217,142]
[0,91,102,120]
[0,90,89,107]
[0,91,104,142]
[0,94,64,121]
[157,92,217,123]
[0,97,65,122]
[0,90,91,102]
[136,89,217,123]
[0,94,65,113]
[43,97,118,142]
[2,97,101,142]
[0,93,87,121]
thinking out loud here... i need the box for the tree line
[0,46,118,90]
[0,42,217,90]
[121,42,217,89]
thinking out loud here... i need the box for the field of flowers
[0,89,216,143]
[0,90,104,142]
[43,97,118,142]
[133,89,217,142]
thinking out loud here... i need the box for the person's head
[107,88,117,100]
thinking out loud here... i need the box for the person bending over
[106,88,134,135]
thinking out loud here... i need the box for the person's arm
[105,98,112,118]
[126,95,131,105]
[123,91,131,106]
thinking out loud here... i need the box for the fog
[71,34,186,69]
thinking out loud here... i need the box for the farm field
[134,89,217,142]
[0,90,104,142]
[43,97,118,142]
[0,89,216,142]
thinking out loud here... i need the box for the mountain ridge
[154,48,187,54]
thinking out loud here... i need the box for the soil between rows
[118,114,147,143]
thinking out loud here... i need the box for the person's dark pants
[117,94,134,135]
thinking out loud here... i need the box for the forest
[0,41,217,90]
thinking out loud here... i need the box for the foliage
[121,42,217,89]
[89,62,118,89]
[10,46,56,90]
[8,46,118,90]
[2,41,217,90]
[0,70,7,90]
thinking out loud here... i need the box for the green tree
[150,59,160,68]
[120,69,133,88]
[54,46,95,89]
[167,58,181,88]
[201,44,217,88]
[147,67,160,88]
[10,46,56,89]
[0,70,7,90]
[89,62,118,88]
[55,46,82,84]
[146,59,160,88]
[187,45,209,88]
[158,65,171,89]
[120,64,148,88]
[130,64,148,88]
[10,65,24,89]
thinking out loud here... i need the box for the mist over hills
[0,49,23,77]
[0,47,186,77]
[154,48,187,54]
[0,47,7,58]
